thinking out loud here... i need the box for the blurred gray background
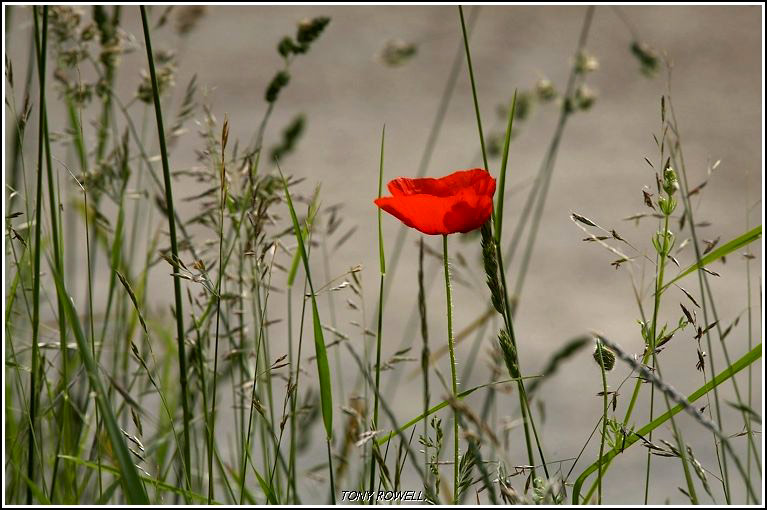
[5,5,763,504]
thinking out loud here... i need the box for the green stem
[596,342,608,504]
[442,235,459,504]
[650,211,698,503]
[139,5,191,490]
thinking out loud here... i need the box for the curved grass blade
[58,455,207,503]
[279,166,335,502]
[663,225,761,290]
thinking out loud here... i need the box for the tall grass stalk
[34,6,73,498]
[27,6,48,503]
[208,118,229,503]
[139,5,192,489]
[370,125,386,496]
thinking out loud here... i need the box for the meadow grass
[3,4,762,506]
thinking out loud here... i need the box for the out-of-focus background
[5,5,763,504]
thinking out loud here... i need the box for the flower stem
[442,234,459,504]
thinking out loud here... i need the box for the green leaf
[663,226,761,289]
[280,170,333,439]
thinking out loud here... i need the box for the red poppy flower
[374,168,496,235]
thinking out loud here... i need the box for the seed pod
[593,340,615,371]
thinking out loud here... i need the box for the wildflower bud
[575,50,599,74]
[137,65,175,103]
[563,97,575,115]
[663,166,679,196]
[535,78,556,102]
[593,340,615,371]
[277,36,299,58]
[574,85,596,111]
[175,6,207,35]
[630,41,659,78]
[487,133,503,159]
[379,39,418,67]
[265,71,291,103]
[294,16,331,53]
[658,194,677,216]
[68,82,93,105]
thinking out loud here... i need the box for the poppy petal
[376,168,496,235]
[387,168,491,198]
[374,191,493,235]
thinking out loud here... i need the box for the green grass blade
[377,125,386,274]
[572,342,762,504]
[663,225,761,289]
[494,90,516,242]
[48,265,149,504]
[254,468,279,505]
[458,5,489,172]
[19,471,51,505]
